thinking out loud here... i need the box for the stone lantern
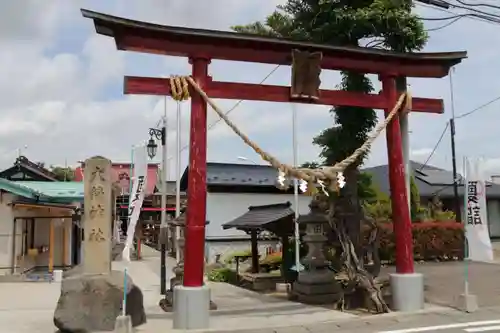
[291,198,341,304]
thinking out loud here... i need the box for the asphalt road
[319,307,500,333]
[205,306,500,333]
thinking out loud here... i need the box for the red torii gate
[82,8,466,314]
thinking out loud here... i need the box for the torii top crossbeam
[81,9,466,114]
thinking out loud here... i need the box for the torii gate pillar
[172,57,212,329]
[382,75,424,311]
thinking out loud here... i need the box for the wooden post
[83,156,113,275]
[49,220,54,273]
[250,230,259,273]
[62,221,67,267]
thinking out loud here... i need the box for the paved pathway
[2,245,500,332]
[132,246,358,331]
[117,246,500,332]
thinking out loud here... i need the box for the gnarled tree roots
[322,194,390,314]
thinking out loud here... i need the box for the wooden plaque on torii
[291,49,322,100]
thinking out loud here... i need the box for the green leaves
[232,0,428,168]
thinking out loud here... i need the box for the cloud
[1,0,500,180]
[411,148,434,158]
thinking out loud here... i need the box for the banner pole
[460,156,478,313]
[463,156,469,297]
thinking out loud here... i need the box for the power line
[455,94,500,119]
[440,0,500,17]
[420,12,500,24]
[175,64,281,154]
[426,16,462,31]
[419,122,450,170]
[439,0,500,22]
[455,0,500,11]
[149,64,280,152]
[417,1,500,25]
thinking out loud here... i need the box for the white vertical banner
[122,145,149,262]
[464,157,494,262]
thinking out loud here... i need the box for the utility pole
[449,69,461,222]
[450,118,461,222]
[160,101,168,295]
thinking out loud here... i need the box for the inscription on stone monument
[83,156,112,274]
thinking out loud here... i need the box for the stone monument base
[54,270,146,332]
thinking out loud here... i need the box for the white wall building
[180,162,313,263]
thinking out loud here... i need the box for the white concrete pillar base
[173,285,210,329]
[390,272,424,312]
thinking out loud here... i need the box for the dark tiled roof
[180,162,280,191]
[0,156,58,182]
[222,202,294,231]
[363,161,500,199]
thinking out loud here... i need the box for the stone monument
[53,156,146,332]
[291,199,342,304]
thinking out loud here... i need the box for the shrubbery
[222,249,252,264]
[376,221,464,262]
[207,267,237,283]
[256,221,464,268]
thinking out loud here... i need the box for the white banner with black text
[464,157,494,262]
[122,145,148,262]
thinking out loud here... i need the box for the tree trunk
[322,164,389,313]
[342,165,362,259]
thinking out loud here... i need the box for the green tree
[235,0,427,312]
[302,161,379,203]
[410,175,421,221]
[49,166,76,182]
[300,161,320,169]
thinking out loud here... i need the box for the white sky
[1,0,500,179]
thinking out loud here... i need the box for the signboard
[464,157,494,262]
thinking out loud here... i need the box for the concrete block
[390,272,424,312]
[114,315,133,333]
[458,293,478,313]
[173,285,210,330]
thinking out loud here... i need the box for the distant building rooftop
[363,161,500,199]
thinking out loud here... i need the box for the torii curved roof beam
[81,9,466,78]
